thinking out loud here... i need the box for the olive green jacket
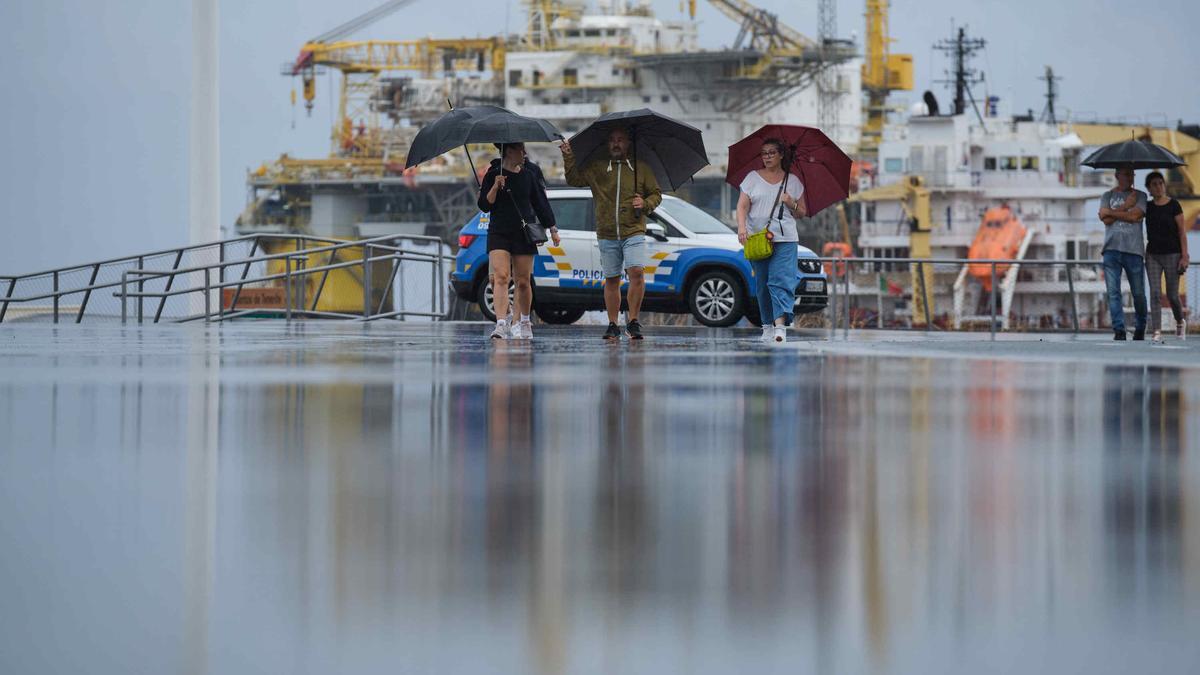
[563,153,662,240]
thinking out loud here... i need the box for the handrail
[3,233,446,304]
[114,233,452,324]
[0,232,435,283]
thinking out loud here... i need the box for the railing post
[203,268,211,323]
[1066,261,1079,334]
[990,262,997,341]
[74,264,101,323]
[284,257,293,322]
[137,255,144,323]
[229,237,260,314]
[121,271,128,325]
[363,245,373,319]
[297,258,307,312]
[154,250,186,324]
[828,261,838,340]
[53,271,59,324]
[843,262,850,339]
[0,278,13,324]
[918,261,931,330]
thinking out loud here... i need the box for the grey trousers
[1146,253,1183,331]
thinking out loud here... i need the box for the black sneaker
[603,322,622,341]
[626,319,644,340]
[1114,330,1127,341]
[1132,329,1145,341]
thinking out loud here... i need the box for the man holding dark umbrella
[560,129,662,340]
[1098,165,1149,340]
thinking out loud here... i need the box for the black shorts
[486,228,538,256]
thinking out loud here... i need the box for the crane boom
[706,0,815,51]
[312,0,422,44]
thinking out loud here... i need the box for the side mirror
[646,222,668,242]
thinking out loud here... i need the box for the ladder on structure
[0,233,452,324]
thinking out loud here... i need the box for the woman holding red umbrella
[736,138,806,343]
[728,124,852,344]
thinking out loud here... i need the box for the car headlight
[798,259,822,274]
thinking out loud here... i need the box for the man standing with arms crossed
[1099,165,1149,340]
[561,128,662,340]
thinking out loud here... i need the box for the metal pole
[154,250,186,324]
[843,264,850,339]
[0,278,14,324]
[297,258,307,312]
[284,257,292,321]
[1066,261,1079,334]
[990,262,997,341]
[918,261,931,329]
[203,268,211,322]
[217,246,224,321]
[877,273,884,329]
[137,256,144,323]
[75,264,101,323]
[121,271,128,325]
[53,271,59,324]
[828,264,838,340]
[363,245,373,319]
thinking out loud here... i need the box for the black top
[477,159,556,237]
[1145,198,1184,255]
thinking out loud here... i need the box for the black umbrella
[404,104,563,185]
[568,108,709,192]
[1081,139,1187,169]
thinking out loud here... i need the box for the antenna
[933,26,986,125]
[1039,66,1061,125]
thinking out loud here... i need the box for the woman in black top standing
[1144,171,1190,341]
[478,142,559,339]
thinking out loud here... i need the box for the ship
[234,0,890,248]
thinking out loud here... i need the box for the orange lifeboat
[821,242,851,277]
[967,206,1026,292]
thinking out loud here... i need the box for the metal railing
[0,233,452,324]
[817,255,1194,340]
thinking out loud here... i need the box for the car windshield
[657,198,734,235]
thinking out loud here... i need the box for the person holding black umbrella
[478,142,560,340]
[560,128,662,340]
[1098,165,1149,340]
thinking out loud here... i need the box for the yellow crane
[850,176,936,327]
[860,0,912,159]
[289,0,505,162]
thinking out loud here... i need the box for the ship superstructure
[237,0,869,242]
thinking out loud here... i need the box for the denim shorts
[597,235,648,279]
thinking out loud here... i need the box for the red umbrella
[726,124,852,217]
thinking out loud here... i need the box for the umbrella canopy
[1081,139,1187,169]
[404,106,562,169]
[726,124,852,218]
[567,109,709,191]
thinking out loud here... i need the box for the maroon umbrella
[726,124,852,217]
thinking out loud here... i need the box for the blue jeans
[1103,250,1147,332]
[750,242,798,325]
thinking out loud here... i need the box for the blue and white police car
[450,189,828,327]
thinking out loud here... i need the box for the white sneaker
[760,325,773,343]
[1179,320,1187,340]
[773,326,787,344]
[490,321,508,340]
[1152,330,1163,343]
[514,320,533,340]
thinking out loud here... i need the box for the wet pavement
[1,322,1199,674]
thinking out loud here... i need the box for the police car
[450,189,828,327]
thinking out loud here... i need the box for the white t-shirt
[739,171,804,242]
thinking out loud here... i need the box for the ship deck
[2,322,1198,673]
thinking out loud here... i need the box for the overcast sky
[2,0,1197,273]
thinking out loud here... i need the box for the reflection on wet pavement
[1,323,1198,673]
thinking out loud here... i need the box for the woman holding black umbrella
[478,142,560,339]
[736,138,806,344]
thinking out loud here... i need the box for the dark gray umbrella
[404,105,562,184]
[1081,139,1187,169]
[568,108,709,191]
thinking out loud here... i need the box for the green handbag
[743,230,774,261]
[742,178,787,261]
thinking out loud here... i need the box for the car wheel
[476,276,515,322]
[687,270,745,328]
[536,307,586,325]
